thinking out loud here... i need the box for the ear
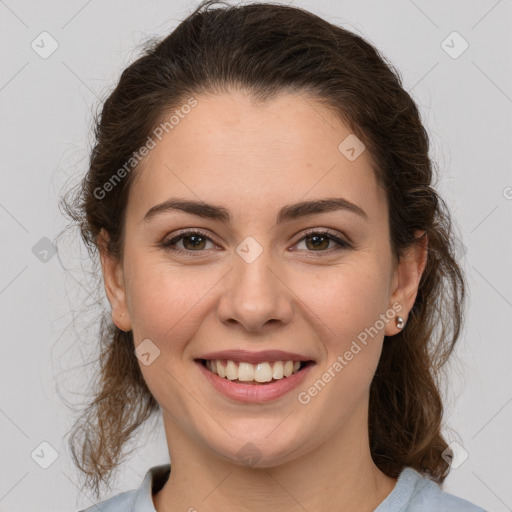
[385,230,428,336]
[98,228,132,332]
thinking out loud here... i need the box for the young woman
[63,1,486,510]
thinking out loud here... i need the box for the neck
[153,403,397,512]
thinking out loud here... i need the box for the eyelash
[161,228,352,256]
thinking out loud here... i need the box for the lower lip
[195,360,314,403]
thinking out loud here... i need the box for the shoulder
[77,464,171,512]
[409,471,488,512]
[78,489,137,512]
[376,467,488,512]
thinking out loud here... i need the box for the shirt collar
[132,464,171,511]
[130,464,424,511]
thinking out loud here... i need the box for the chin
[206,431,310,469]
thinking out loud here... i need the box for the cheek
[296,261,391,344]
[295,270,388,418]
[125,257,216,348]
[294,262,390,390]
[126,262,213,416]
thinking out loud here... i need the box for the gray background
[0,0,511,510]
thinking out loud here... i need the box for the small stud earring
[396,316,405,329]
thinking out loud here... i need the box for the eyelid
[295,227,352,248]
[163,228,219,249]
[162,227,352,254]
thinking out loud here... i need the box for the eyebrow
[142,197,369,224]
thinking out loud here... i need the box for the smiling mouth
[197,358,315,385]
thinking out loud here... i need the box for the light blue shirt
[78,464,488,511]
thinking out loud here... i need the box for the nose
[216,246,293,333]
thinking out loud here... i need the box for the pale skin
[99,89,428,512]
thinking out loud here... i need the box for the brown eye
[181,234,207,250]
[162,230,216,253]
[304,233,331,251]
[294,230,351,252]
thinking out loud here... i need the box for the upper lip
[196,350,316,364]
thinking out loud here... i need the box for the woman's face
[102,90,425,467]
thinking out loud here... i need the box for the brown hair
[60,0,465,498]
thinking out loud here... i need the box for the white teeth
[283,360,294,377]
[272,361,284,379]
[238,362,255,382]
[204,359,305,382]
[216,360,226,378]
[254,362,273,383]
[225,360,238,380]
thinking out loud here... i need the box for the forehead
[126,90,387,225]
